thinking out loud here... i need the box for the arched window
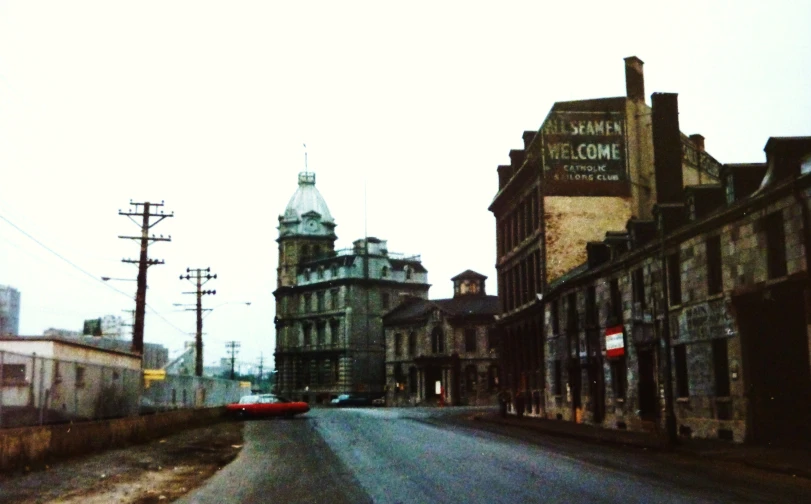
[404,265,412,280]
[431,327,444,354]
[381,266,389,278]
[331,264,338,278]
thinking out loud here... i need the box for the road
[178,407,810,504]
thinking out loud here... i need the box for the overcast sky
[1,1,809,369]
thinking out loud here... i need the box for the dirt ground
[0,420,244,504]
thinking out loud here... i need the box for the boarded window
[1,364,26,385]
[464,328,477,352]
[706,235,723,295]
[674,344,689,398]
[764,212,787,279]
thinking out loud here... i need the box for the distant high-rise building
[0,285,21,336]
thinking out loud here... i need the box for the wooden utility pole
[119,201,172,357]
[180,268,217,377]
[226,340,241,380]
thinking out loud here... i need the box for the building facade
[490,55,811,444]
[274,172,429,404]
[0,285,21,336]
[383,270,500,407]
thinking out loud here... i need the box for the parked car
[371,397,386,407]
[330,394,372,407]
[226,394,310,418]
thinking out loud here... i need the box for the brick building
[489,56,721,418]
[273,172,429,404]
[490,57,811,444]
[382,270,499,407]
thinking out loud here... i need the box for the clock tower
[276,171,337,288]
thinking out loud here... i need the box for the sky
[1,1,810,369]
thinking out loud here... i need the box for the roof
[451,269,487,281]
[281,172,335,224]
[0,335,140,359]
[383,295,499,325]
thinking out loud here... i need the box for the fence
[0,349,141,428]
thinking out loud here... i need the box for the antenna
[303,143,308,172]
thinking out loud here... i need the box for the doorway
[637,347,659,420]
[736,282,811,444]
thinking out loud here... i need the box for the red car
[226,394,310,419]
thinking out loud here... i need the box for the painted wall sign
[681,137,722,180]
[541,110,630,196]
[674,298,735,341]
[605,325,625,358]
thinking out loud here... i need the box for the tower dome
[278,172,336,237]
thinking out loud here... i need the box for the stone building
[273,172,429,404]
[383,270,499,407]
[489,56,722,416]
[536,135,811,444]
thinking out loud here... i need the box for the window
[1,363,26,385]
[487,328,497,351]
[465,328,477,352]
[330,288,340,310]
[586,286,597,327]
[566,293,577,333]
[610,357,627,399]
[382,292,390,310]
[408,332,417,356]
[632,268,645,310]
[303,324,312,346]
[303,268,311,281]
[381,266,389,278]
[333,359,340,382]
[488,365,500,390]
[303,294,312,313]
[712,338,730,397]
[431,327,445,354]
[465,365,477,395]
[329,320,340,345]
[394,333,403,357]
[76,366,86,388]
[553,360,562,396]
[550,299,560,335]
[408,367,417,394]
[317,291,325,312]
[405,265,412,280]
[317,266,324,279]
[667,253,682,305]
[610,278,622,322]
[316,321,326,345]
[764,212,787,279]
[706,235,723,295]
[331,264,338,278]
[674,344,689,398]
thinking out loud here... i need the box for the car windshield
[238,395,259,404]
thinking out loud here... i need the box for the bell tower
[276,171,337,288]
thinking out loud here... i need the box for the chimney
[689,134,705,152]
[509,149,526,170]
[497,164,513,189]
[522,131,537,150]
[624,56,645,102]
[651,93,683,204]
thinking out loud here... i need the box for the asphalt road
[177,407,811,504]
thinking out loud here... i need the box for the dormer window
[404,265,412,280]
[381,266,389,278]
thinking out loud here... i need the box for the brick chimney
[509,149,526,171]
[689,134,705,152]
[651,93,683,204]
[522,131,537,150]
[624,56,645,102]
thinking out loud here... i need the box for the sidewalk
[473,412,811,480]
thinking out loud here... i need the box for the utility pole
[180,268,217,377]
[119,201,172,357]
[257,353,264,387]
[226,341,241,380]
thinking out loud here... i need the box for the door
[637,347,658,420]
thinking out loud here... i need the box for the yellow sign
[143,369,166,389]
[239,381,252,388]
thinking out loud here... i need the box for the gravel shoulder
[0,420,244,504]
